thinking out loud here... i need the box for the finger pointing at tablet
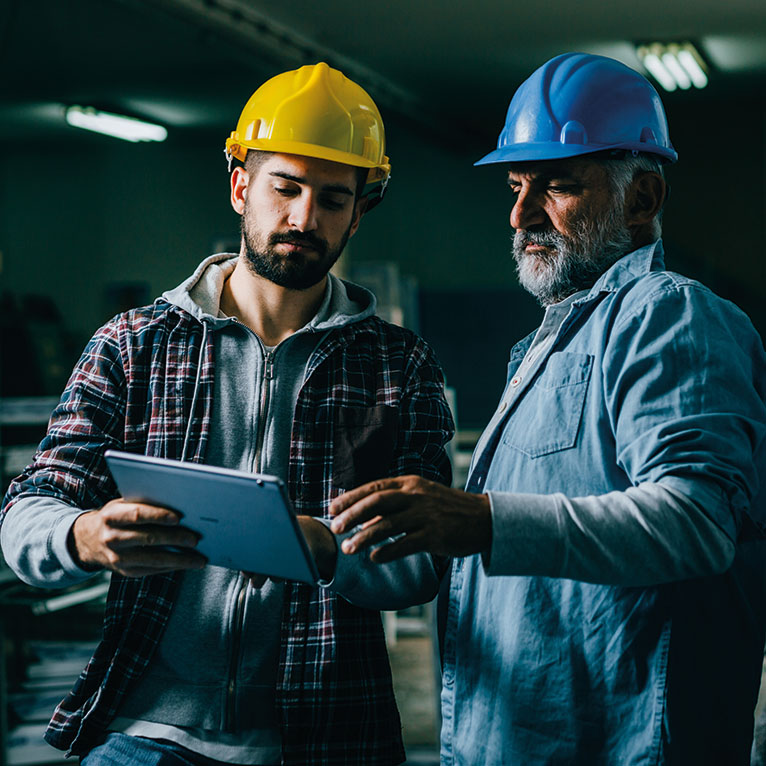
[69,498,207,577]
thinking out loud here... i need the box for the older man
[331,53,766,764]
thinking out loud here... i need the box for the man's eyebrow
[508,169,578,182]
[269,171,354,197]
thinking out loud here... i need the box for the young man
[1,63,454,765]
[331,53,766,764]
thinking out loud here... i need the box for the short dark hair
[244,149,368,199]
[244,148,269,176]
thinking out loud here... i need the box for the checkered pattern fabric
[2,300,454,765]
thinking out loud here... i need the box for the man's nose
[510,188,546,231]
[288,195,318,231]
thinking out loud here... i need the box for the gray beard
[513,207,634,306]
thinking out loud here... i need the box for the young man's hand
[244,516,337,588]
[297,516,337,581]
[70,499,207,577]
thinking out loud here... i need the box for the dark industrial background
[2,0,765,429]
[1,1,765,763]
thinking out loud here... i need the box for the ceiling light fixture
[636,42,709,92]
[65,105,168,142]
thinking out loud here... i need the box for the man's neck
[220,256,327,346]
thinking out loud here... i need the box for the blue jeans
[81,732,263,766]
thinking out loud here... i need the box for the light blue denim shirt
[441,241,766,765]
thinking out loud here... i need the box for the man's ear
[230,166,249,215]
[625,171,666,229]
[348,196,367,238]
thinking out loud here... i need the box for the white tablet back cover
[104,451,319,584]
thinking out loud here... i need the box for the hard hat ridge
[475,52,678,166]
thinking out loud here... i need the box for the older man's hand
[330,476,492,563]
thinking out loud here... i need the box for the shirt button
[498,402,507,412]
[511,375,522,387]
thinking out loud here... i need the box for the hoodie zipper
[253,350,275,473]
[225,574,248,730]
[225,339,274,731]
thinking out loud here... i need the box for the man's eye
[320,197,345,210]
[275,186,298,196]
[548,184,579,195]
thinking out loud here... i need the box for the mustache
[269,231,328,254]
[514,229,565,249]
[513,229,566,264]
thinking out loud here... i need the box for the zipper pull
[264,351,274,381]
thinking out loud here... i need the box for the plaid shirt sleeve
[394,334,455,582]
[2,317,126,521]
[323,333,455,608]
[391,333,455,484]
[0,318,127,585]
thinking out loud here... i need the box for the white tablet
[104,450,320,584]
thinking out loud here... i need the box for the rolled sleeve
[604,281,766,534]
[1,496,98,588]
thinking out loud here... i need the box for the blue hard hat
[475,52,678,166]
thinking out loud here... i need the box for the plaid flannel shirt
[1,299,454,765]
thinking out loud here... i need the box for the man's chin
[515,253,554,280]
[260,269,328,291]
[527,247,560,268]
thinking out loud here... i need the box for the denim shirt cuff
[482,491,565,577]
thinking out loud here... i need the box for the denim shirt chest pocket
[502,351,593,458]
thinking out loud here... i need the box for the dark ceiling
[3,0,766,149]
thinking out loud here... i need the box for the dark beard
[241,220,350,290]
[512,205,634,306]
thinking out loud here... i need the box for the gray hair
[593,153,666,240]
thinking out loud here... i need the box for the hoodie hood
[160,253,377,332]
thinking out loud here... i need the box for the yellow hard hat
[225,62,391,190]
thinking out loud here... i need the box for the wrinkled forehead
[506,156,609,184]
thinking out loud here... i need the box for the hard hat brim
[245,138,382,169]
[228,136,390,182]
[474,141,678,166]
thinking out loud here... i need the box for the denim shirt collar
[577,239,665,305]
[508,240,666,366]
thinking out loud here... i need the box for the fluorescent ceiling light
[642,53,677,92]
[636,42,709,92]
[661,52,692,89]
[65,105,167,142]
[677,49,709,88]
